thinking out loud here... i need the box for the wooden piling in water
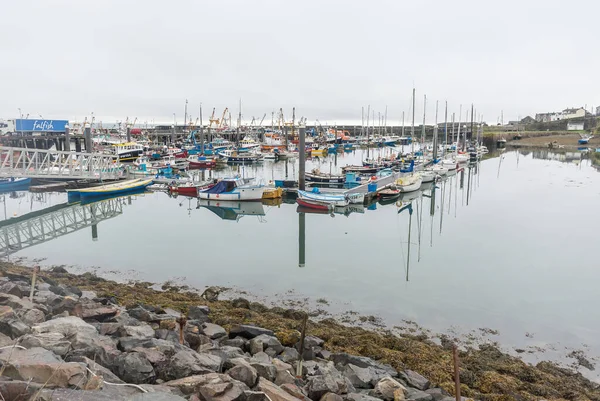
[296,313,308,378]
[299,125,306,191]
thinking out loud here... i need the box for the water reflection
[0,192,141,257]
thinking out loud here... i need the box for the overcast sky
[2,0,598,126]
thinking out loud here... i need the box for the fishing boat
[197,178,265,201]
[578,134,594,145]
[168,181,217,197]
[345,192,365,204]
[395,173,422,192]
[378,187,401,200]
[420,170,437,183]
[297,189,349,210]
[305,168,345,184]
[187,156,217,169]
[67,178,153,201]
[262,187,283,199]
[218,150,262,163]
[0,177,31,192]
[111,142,145,162]
[342,165,383,174]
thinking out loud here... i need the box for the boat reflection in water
[196,199,265,222]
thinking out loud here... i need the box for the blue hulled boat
[0,178,31,192]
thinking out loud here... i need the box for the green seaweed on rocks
[2,262,600,401]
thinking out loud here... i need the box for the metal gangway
[0,197,126,257]
[0,146,122,180]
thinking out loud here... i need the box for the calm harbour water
[2,148,599,375]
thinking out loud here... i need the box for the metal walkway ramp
[0,146,122,180]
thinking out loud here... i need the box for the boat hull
[198,186,265,201]
[297,198,332,210]
[189,160,217,169]
[305,173,345,183]
[0,177,32,192]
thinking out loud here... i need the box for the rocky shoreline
[0,263,598,401]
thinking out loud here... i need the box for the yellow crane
[218,108,229,129]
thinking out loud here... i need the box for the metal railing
[0,146,123,179]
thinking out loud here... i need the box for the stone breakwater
[0,271,442,401]
[0,263,599,401]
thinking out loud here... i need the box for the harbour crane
[218,108,229,129]
[209,108,219,128]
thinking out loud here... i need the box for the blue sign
[15,119,68,133]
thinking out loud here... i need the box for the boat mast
[237,99,242,146]
[443,101,448,159]
[401,111,405,137]
[384,105,388,136]
[456,105,462,156]
[292,107,296,146]
[411,87,416,155]
[184,99,188,130]
[366,105,370,160]
[361,106,364,138]
[433,100,438,162]
[421,95,427,158]
[199,103,204,153]
[467,103,473,151]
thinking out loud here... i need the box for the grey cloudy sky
[2,0,598,126]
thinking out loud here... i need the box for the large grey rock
[36,388,126,400]
[280,383,309,401]
[165,372,247,398]
[119,337,179,354]
[257,377,304,401]
[122,324,156,338]
[307,375,339,400]
[68,355,125,384]
[399,370,430,391]
[130,394,187,401]
[230,324,274,339]
[81,306,120,321]
[0,293,35,310]
[33,315,97,336]
[321,393,344,401]
[245,391,271,401]
[405,388,434,401]
[201,322,227,339]
[341,364,378,389]
[69,329,121,369]
[369,377,407,400]
[253,351,271,363]
[20,332,72,356]
[132,346,169,365]
[251,362,277,382]
[279,347,300,363]
[227,364,258,387]
[33,290,64,307]
[250,334,284,355]
[188,305,210,322]
[0,305,30,338]
[207,345,246,362]
[315,362,356,394]
[346,394,382,401]
[222,336,247,349]
[424,388,450,401]
[0,346,86,388]
[114,352,156,384]
[20,308,46,325]
[0,331,14,347]
[0,281,25,297]
[129,306,161,322]
[162,349,222,380]
[0,380,43,401]
[332,353,397,378]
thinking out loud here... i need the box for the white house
[562,108,586,120]
[567,121,584,131]
[596,106,600,116]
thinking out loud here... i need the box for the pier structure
[0,147,122,180]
